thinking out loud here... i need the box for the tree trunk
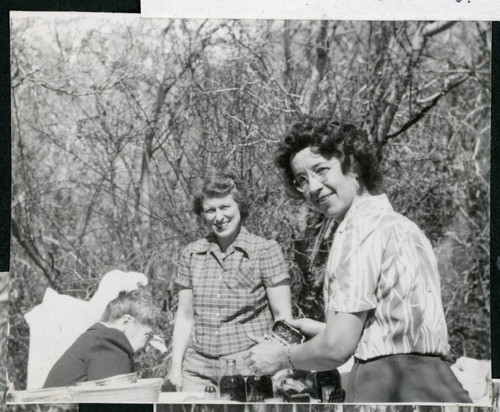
[301,21,329,115]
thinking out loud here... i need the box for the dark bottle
[261,375,274,399]
[246,375,274,402]
[219,359,246,402]
[314,370,342,403]
[327,388,346,403]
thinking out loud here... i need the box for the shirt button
[217,294,221,298]
[216,313,220,317]
[215,331,219,335]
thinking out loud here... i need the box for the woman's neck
[216,225,241,253]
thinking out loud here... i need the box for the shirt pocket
[227,264,259,291]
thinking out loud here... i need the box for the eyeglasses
[293,166,331,193]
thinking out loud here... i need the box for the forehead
[290,148,339,173]
[202,193,237,209]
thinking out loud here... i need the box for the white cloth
[25,270,148,389]
[451,357,491,403]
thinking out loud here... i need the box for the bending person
[166,171,292,392]
[244,118,472,403]
[44,288,160,388]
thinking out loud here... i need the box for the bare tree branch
[385,74,471,141]
[11,218,60,290]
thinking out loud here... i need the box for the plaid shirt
[176,226,289,357]
[324,193,450,360]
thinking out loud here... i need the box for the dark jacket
[44,322,135,388]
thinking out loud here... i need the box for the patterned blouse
[176,226,290,357]
[324,192,450,360]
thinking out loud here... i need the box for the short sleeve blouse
[175,226,289,357]
[324,193,450,360]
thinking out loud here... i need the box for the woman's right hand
[166,366,183,391]
[285,317,326,337]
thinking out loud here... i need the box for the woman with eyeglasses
[244,118,472,403]
[166,171,292,393]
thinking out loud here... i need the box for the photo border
[1,2,497,410]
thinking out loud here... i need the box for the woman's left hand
[244,335,287,375]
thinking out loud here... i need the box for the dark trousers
[346,353,473,403]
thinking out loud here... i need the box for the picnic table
[7,378,163,404]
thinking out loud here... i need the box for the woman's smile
[214,221,230,231]
[316,192,335,204]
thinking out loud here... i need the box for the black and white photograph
[4,12,493,408]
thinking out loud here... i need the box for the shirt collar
[337,191,392,233]
[190,226,253,258]
[231,226,253,257]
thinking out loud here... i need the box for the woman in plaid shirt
[245,118,472,403]
[166,171,292,392]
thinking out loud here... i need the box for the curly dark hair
[192,170,250,222]
[275,117,383,198]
